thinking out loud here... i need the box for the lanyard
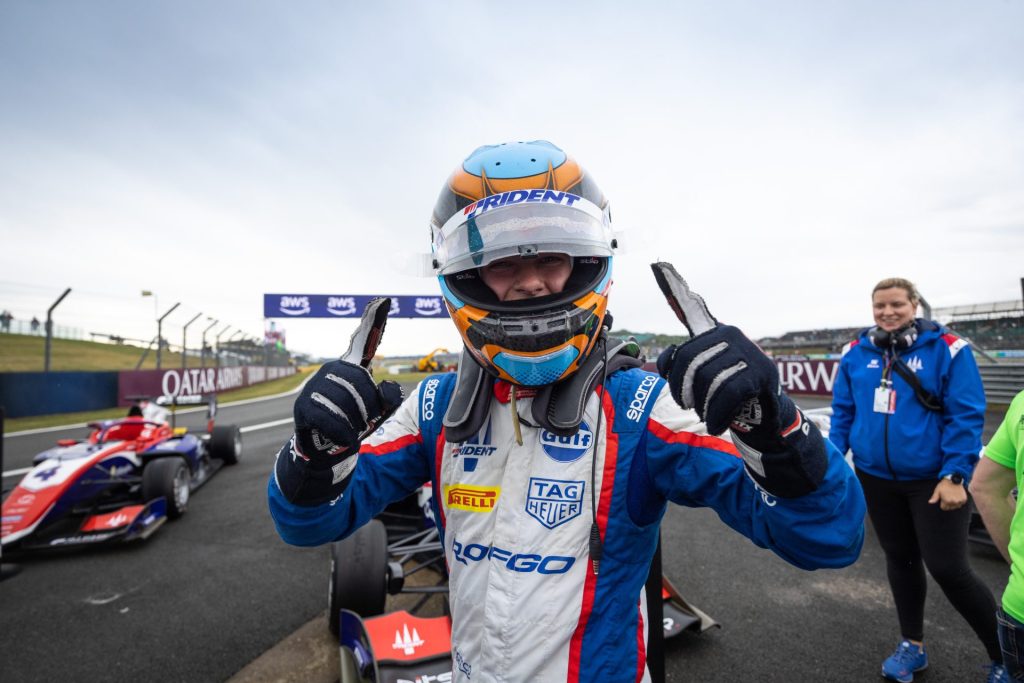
[880,349,895,387]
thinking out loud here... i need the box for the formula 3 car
[1,395,241,553]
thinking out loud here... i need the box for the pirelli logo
[445,484,500,512]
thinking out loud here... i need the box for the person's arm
[648,268,863,567]
[926,341,986,510]
[644,386,866,570]
[268,379,430,546]
[937,341,986,481]
[828,352,855,457]
[269,299,417,545]
[969,455,1016,563]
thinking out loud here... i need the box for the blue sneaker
[985,662,1010,683]
[882,640,928,682]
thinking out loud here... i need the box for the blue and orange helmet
[430,140,616,387]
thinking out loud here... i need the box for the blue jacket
[829,320,985,482]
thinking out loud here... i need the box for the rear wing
[126,394,218,432]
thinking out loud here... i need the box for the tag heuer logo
[525,477,584,529]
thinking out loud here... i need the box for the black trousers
[857,468,1001,660]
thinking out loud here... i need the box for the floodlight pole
[181,312,202,372]
[215,325,232,369]
[156,303,180,370]
[44,288,71,373]
[201,318,219,368]
[266,325,274,370]
[226,331,244,367]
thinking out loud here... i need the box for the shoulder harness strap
[442,348,493,443]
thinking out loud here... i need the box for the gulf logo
[540,422,593,463]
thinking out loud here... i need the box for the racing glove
[657,325,827,498]
[275,297,405,506]
[275,360,404,506]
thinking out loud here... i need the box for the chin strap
[442,338,645,442]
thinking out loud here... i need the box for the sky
[1,1,1022,360]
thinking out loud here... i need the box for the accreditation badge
[873,386,896,414]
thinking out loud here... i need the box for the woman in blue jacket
[831,277,1004,683]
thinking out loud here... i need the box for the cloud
[1,1,1022,358]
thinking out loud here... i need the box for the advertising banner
[263,294,446,319]
[117,366,297,405]
[775,359,839,396]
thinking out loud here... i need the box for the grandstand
[757,327,861,354]
[758,299,1024,355]
[937,300,1024,349]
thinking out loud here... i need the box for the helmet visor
[432,191,613,275]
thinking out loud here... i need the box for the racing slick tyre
[142,457,190,520]
[209,425,242,465]
[328,519,388,638]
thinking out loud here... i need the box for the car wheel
[142,457,191,519]
[209,425,242,465]
[328,519,388,637]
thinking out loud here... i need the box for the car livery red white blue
[1,396,241,552]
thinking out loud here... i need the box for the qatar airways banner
[264,294,446,319]
[117,366,297,406]
[775,359,840,396]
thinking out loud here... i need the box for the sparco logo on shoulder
[627,374,658,422]
[421,378,440,421]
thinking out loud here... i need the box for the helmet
[430,140,616,387]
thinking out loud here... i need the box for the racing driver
[268,140,866,682]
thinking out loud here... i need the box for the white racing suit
[269,367,865,682]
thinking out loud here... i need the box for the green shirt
[985,390,1024,621]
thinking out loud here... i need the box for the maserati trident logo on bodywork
[526,477,584,529]
[392,624,425,655]
[105,513,129,528]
